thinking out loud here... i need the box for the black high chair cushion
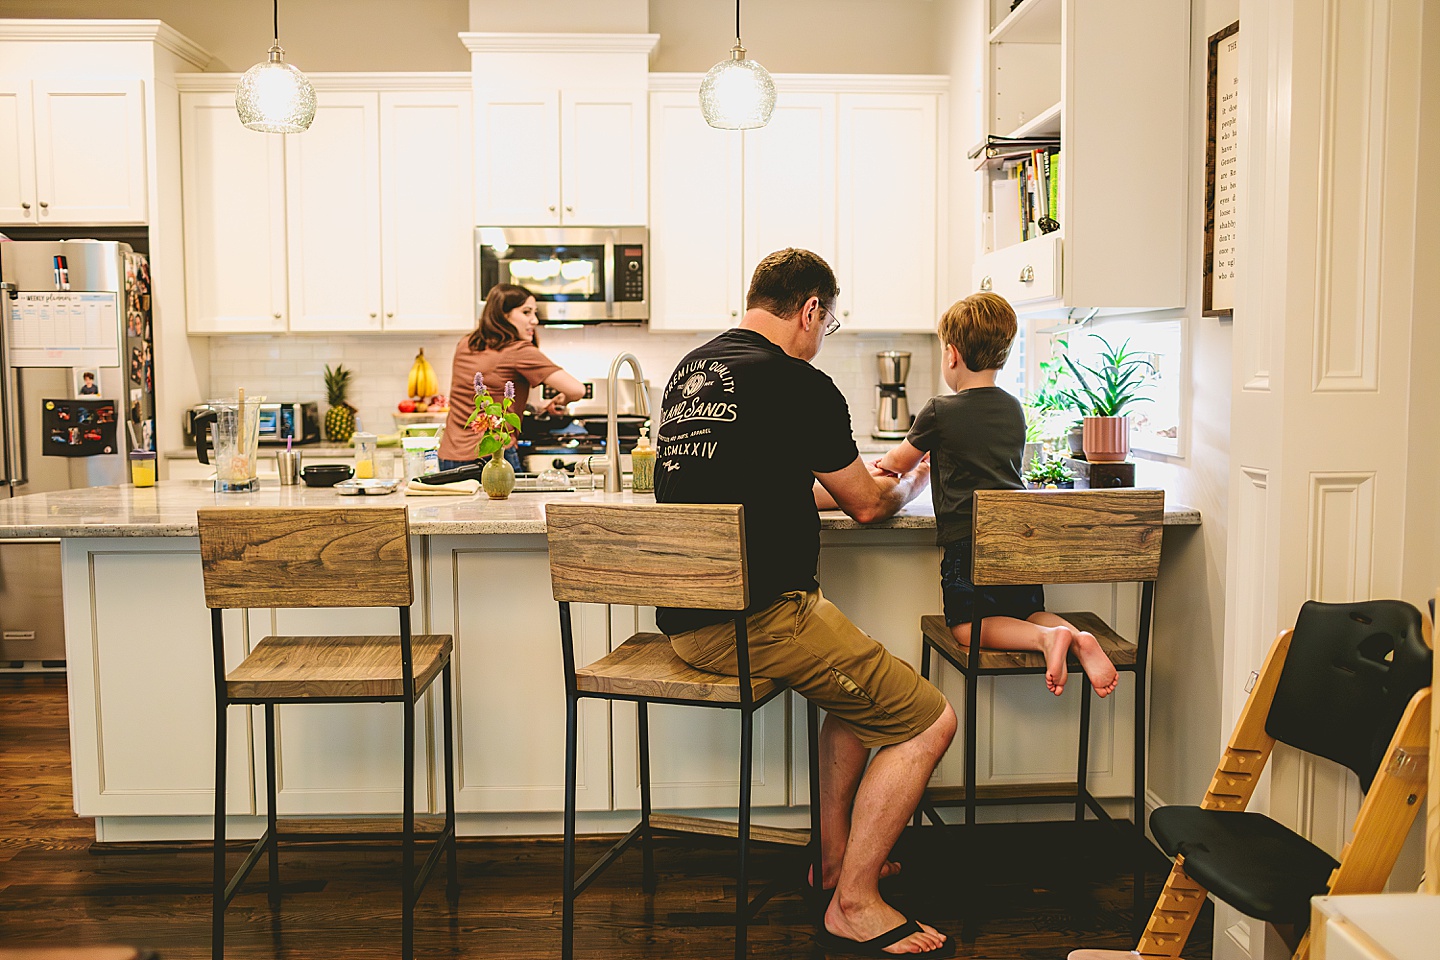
[1265,599,1431,791]
[1150,806,1339,924]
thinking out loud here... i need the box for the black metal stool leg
[402,696,415,960]
[213,700,227,960]
[964,665,979,826]
[638,701,656,894]
[735,706,754,960]
[1133,669,1147,937]
[1076,683,1092,822]
[265,703,280,908]
[562,693,579,960]
[914,643,932,828]
[807,700,823,922]
[443,662,459,905]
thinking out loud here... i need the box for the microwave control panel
[617,247,645,302]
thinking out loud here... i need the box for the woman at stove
[439,283,586,471]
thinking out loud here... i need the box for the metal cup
[276,449,302,486]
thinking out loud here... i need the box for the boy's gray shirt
[905,386,1027,546]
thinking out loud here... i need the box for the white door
[560,87,646,225]
[0,80,37,224]
[379,90,474,332]
[743,92,838,287]
[31,78,148,224]
[473,89,559,225]
[647,91,743,331]
[286,92,383,332]
[837,94,939,331]
[180,92,288,334]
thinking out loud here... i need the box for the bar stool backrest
[1266,599,1431,792]
[546,503,748,610]
[971,489,1165,587]
[197,507,413,610]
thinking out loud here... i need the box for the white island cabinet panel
[63,540,253,818]
[429,536,612,813]
[261,603,434,816]
[285,92,383,331]
[610,605,789,811]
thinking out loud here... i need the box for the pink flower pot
[1082,416,1130,463]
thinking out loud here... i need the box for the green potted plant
[1025,333,1084,457]
[1057,334,1154,463]
[1023,455,1075,490]
[465,373,521,499]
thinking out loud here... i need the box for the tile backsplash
[207,327,940,440]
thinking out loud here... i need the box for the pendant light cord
[735,0,741,40]
[273,0,279,42]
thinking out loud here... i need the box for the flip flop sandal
[815,919,955,958]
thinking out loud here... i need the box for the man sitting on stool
[655,248,958,958]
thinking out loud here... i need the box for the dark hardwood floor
[0,673,1211,958]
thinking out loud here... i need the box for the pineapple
[323,364,357,442]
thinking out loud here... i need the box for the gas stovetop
[519,435,640,456]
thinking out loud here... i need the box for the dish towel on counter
[404,478,480,496]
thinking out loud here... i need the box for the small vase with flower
[466,373,521,499]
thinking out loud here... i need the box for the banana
[407,347,439,399]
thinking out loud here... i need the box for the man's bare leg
[824,703,957,955]
[812,713,901,889]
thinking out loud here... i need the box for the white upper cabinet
[180,79,475,335]
[837,93,939,332]
[286,92,385,332]
[647,90,743,330]
[180,92,288,334]
[742,92,837,289]
[971,0,1188,315]
[379,90,474,331]
[0,78,147,225]
[649,78,945,333]
[473,85,646,226]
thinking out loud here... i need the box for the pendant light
[699,0,776,130]
[235,0,316,134]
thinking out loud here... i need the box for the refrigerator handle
[0,284,19,488]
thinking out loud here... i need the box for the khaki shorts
[666,590,948,750]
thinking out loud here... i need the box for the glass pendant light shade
[236,43,316,133]
[699,44,777,130]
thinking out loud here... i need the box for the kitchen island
[0,481,1198,842]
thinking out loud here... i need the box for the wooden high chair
[196,507,458,960]
[545,502,823,960]
[1072,598,1433,960]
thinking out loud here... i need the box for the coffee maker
[873,351,914,439]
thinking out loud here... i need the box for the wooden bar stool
[544,502,823,960]
[196,507,458,960]
[916,488,1164,924]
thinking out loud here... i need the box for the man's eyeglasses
[821,305,841,337]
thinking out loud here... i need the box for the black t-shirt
[655,328,859,634]
[906,387,1026,546]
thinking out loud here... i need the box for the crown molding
[648,73,950,95]
[176,72,472,93]
[0,19,213,69]
[459,33,660,57]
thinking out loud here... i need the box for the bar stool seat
[920,612,1138,672]
[575,631,782,702]
[226,634,453,700]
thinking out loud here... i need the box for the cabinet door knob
[20,202,30,211]
[273,312,282,320]
[842,309,850,317]
[369,312,378,318]
[548,204,556,212]
[731,310,738,317]
[565,205,573,213]
[1019,265,1035,283]
[38,201,48,209]
[386,312,394,318]
[979,275,992,291]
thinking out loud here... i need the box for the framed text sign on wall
[1204,21,1240,317]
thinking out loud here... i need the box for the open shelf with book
[972,0,1188,316]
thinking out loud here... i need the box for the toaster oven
[184,402,320,445]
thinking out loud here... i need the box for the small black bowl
[301,464,354,487]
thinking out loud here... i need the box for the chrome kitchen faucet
[605,353,648,493]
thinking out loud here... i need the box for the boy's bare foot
[825,891,947,955]
[811,859,902,891]
[1072,631,1119,697]
[1037,626,1072,695]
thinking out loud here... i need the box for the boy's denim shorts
[941,538,1046,628]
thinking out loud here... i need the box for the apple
[397,399,417,413]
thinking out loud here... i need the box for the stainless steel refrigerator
[0,239,154,665]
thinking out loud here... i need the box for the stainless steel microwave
[476,227,647,324]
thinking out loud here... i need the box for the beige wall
[468,0,648,34]
[0,0,472,71]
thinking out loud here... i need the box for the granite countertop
[0,481,1201,539]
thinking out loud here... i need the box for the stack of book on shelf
[975,138,1060,248]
